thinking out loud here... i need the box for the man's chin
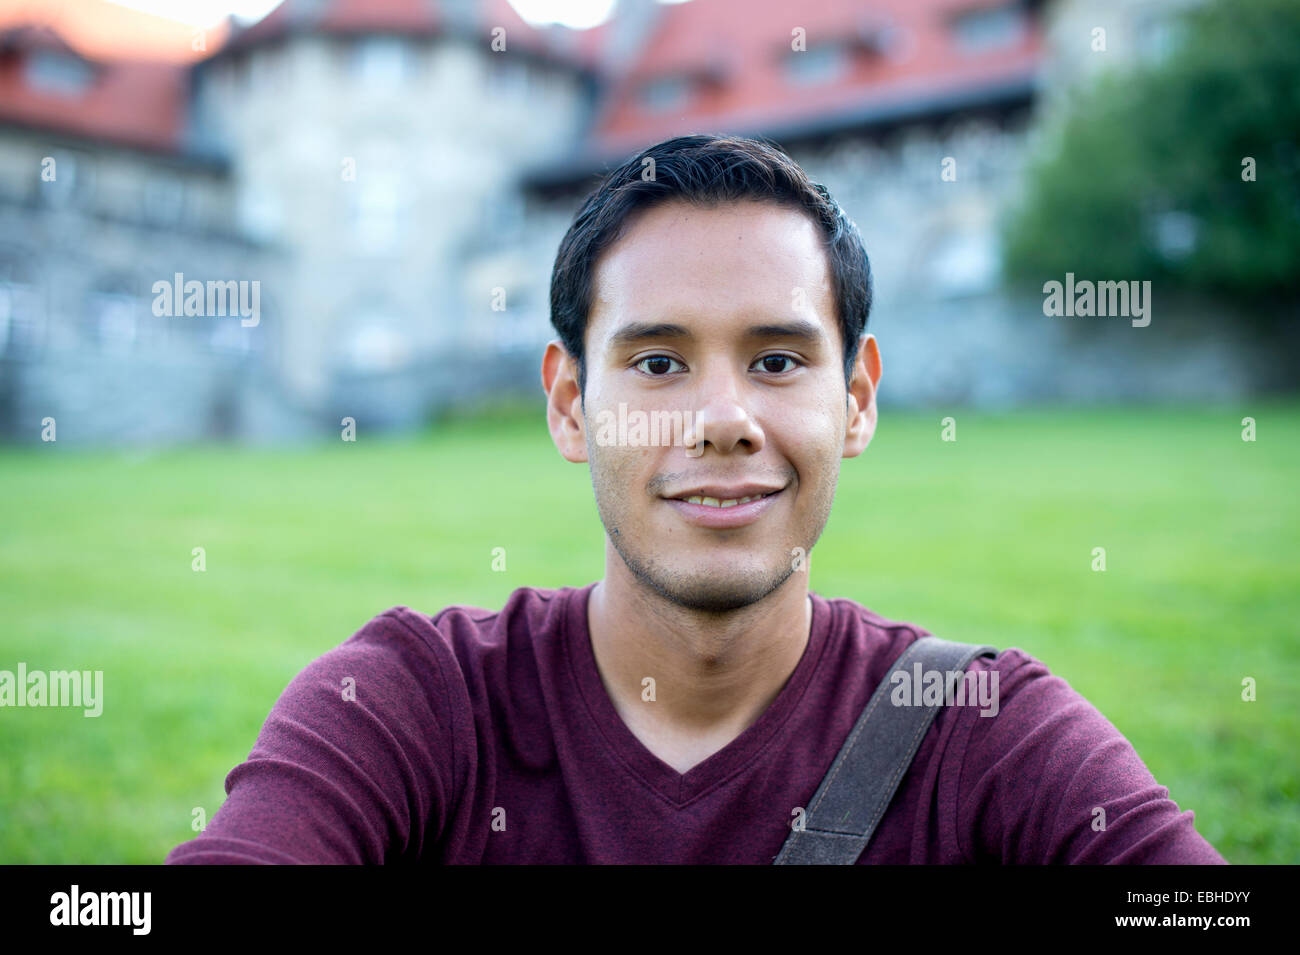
[639,565,797,615]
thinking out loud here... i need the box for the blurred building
[0,0,1246,445]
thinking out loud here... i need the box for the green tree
[1003,0,1300,320]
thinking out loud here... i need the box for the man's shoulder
[334,585,583,699]
[821,600,1138,781]
[366,583,579,651]
[816,592,1042,690]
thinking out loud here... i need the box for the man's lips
[660,486,785,529]
[662,484,785,504]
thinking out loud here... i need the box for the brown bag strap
[774,636,998,864]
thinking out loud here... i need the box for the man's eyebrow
[743,319,824,343]
[607,322,692,349]
[606,318,825,349]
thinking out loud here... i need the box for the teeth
[683,494,766,508]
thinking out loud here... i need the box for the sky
[104,0,690,30]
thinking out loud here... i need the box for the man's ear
[541,340,588,463]
[843,334,882,458]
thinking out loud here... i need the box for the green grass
[1,401,1297,863]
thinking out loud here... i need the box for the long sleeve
[955,653,1227,864]
[166,611,457,864]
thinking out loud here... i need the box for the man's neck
[585,552,813,774]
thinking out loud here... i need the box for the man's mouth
[678,492,776,509]
[661,485,786,528]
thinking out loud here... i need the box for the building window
[24,50,94,96]
[86,290,139,353]
[351,37,410,87]
[238,182,282,243]
[351,178,401,252]
[335,310,408,373]
[951,4,1026,55]
[248,47,289,88]
[143,175,187,226]
[486,56,529,96]
[785,43,850,85]
[37,152,93,208]
[210,317,256,356]
[639,75,691,112]
[877,25,914,62]
[483,191,524,239]
[0,277,43,357]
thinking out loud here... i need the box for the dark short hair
[548,133,873,399]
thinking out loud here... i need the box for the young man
[167,135,1225,864]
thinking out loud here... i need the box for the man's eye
[636,355,684,375]
[755,354,799,373]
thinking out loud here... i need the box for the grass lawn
[1,400,1297,863]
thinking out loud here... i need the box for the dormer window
[24,49,94,96]
[785,42,850,86]
[639,75,691,112]
[950,3,1027,55]
[486,56,529,96]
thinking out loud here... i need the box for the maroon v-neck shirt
[166,583,1226,864]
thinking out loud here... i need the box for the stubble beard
[590,460,836,615]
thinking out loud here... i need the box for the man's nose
[686,368,764,456]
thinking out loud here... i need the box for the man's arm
[955,652,1227,864]
[166,611,457,864]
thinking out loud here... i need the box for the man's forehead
[588,199,835,348]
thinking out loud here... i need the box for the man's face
[545,198,879,613]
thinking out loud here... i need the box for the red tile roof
[0,0,600,155]
[217,0,601,66]
[589,0,1043,155]
[0,0,228,63]
[0,0,1044,161]
[217,0,439,51]
[0,52,189,153]
[0,0,228,153]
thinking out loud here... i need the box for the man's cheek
[594,447,646,502]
